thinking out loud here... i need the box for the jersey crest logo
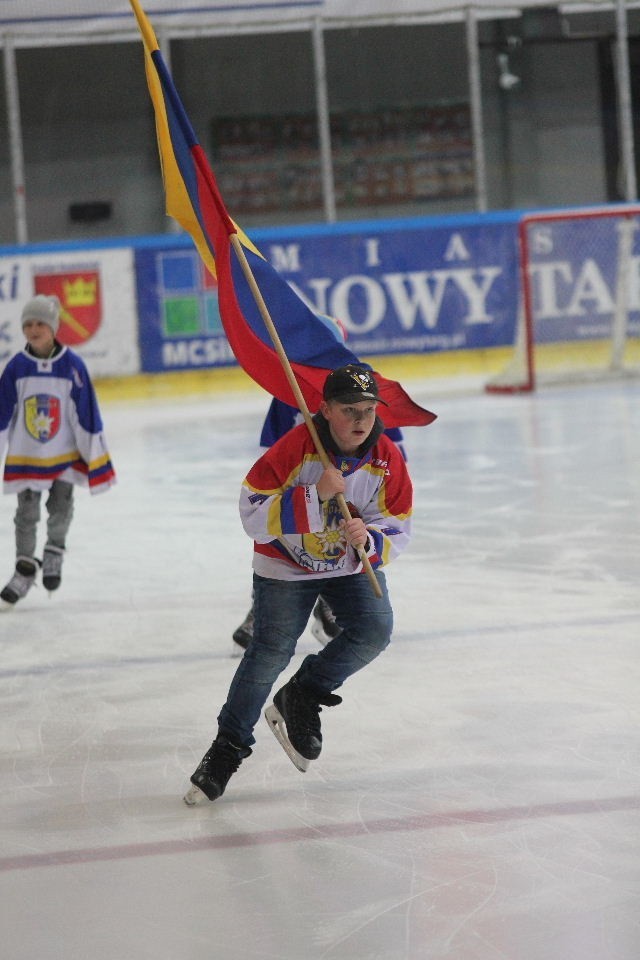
[24,394,61,443]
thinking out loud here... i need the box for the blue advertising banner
[134,211,521,374]
[135,241,235,372]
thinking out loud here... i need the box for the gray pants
[14,480,74,560]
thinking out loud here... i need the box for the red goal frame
[486,205,640,394]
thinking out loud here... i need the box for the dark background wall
[0,10,637,245]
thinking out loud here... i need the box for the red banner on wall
[34,270,102,346]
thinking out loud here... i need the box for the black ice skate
[42,545,64,593]
[184,735,252,805]
[311,595,342,646]
[264,677,342,772]
[232,605,254,656]
[1,557,39,606]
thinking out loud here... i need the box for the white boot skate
[1,557,39,606]
[42,545,64,593]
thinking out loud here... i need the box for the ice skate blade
[183,783,208,806]
[264,704,309,772]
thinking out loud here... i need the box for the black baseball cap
[323,365,388,406]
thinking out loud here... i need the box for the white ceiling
[0,1,634,47]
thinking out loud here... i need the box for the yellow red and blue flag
[129,0,435,428]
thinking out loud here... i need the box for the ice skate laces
[285,680,342,744]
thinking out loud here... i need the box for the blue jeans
[217,571,393,747]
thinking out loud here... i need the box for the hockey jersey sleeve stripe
[280,485,315,534]
[264,488,313,536]
[88,464,116,490]
[88,455,116,480]
[87,451,114,473]
[266,497,284,537]
[279,488,297,533]
[368,525,405,566]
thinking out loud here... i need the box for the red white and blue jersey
[240,418,412,581]
[0,346,116,495]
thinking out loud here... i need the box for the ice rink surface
[1,377,639,960]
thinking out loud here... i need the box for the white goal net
[486,206,640,393]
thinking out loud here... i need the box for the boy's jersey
[0,346,116,494]
[240,422,412,581]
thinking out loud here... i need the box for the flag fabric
[129,0,435,429]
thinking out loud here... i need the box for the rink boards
[1,206,638,398]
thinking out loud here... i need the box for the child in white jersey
[0,295,115,606]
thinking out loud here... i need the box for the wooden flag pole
[229,233,383,599]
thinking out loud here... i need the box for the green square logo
[163,297,201,336]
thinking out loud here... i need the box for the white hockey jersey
[0,346,115,495]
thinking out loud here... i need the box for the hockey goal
[486,205,640,393]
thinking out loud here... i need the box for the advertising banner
[522,212,640,343]
[134,214,521,374]
[0,247,140,379]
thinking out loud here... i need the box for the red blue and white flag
[129,0,435,429]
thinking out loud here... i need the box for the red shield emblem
[34,271,102,346]
[24,394,61,442]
